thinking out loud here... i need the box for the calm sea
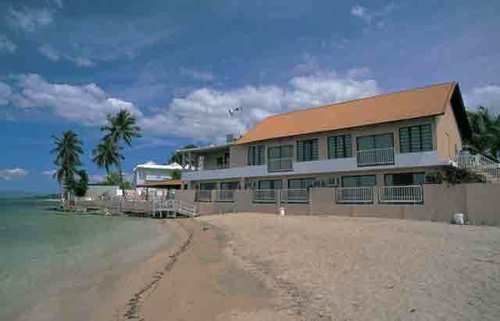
[0,198,173,321]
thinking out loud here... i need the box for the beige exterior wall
[177,183,500,226]
[436,102,462,160]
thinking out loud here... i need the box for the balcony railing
[195,190,212,202]
[215,190,235,202]
[281,189,309,203]
[253,189,278,203]
[335,187,374,204]
[357,147,395,166]
[378,185,423,204]
[268,158,293,172]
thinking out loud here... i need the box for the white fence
[357,147,395,166]
[335,187,374,203]
[281,189,309,203]
[378,185,423,204]
[253,189,278,203]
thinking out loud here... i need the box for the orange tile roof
[237,82,458,144]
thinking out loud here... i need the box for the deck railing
[215,190,235,202]
[195,190,212,202]
[335,186,374,204]
[378,185,423,204]
[456,151,500,178]
[253,189,278,203]
[281,189,310,203]
[357,147,395,166]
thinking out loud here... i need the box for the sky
[0,0,500,193]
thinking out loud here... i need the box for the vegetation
[93,109,141,192]
[466,106,500,160]
[51,131,87,202]
[171,169,182,180]
[103,171,132,189]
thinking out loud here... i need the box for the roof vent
[226,134,235,143]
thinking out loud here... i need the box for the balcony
[357,147,395,167]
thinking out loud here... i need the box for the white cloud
[0,168,28,180]
[140,69,380,143]
[8,74,142,125]
[180,67,215,82]
[465,85,500,114]
[0,82,12,106]
[0,34,17,54]
[350,3,395,28]
[4,68,379,143]
[42,169,56,176]
[38,44,95,67]
[38,45,60,61]
[7,7,54,32]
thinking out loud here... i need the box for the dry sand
[109,213,500,321]
[198,213,500,321]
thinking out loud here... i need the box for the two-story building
[178,82,471,203]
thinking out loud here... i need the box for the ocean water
[0,198,173,321]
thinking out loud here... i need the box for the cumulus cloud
[7,7,54,32]
[351,3,395,28]
[4,68,379,143]
[0,34,17,54]
[8,73,142,125]
[0,82,12,106]
[140,69,380,143]
[465,85,500,114]
[0,168,28,180]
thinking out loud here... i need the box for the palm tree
[92,138,122,176]
[51,131,84,204]
[100,109,141,190]
[467,107,500,159]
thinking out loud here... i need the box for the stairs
[456,151,500,183]
[152,199,198,218]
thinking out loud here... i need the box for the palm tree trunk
[117,161,125,199]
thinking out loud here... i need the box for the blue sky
[1,0,500,193]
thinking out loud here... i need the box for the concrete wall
[436,102,462,160]
[183,184,500,226]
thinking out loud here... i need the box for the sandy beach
[114,213,500,321]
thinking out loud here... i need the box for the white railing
[281,189,309,203]
[378,185,423,204]
[335,187,374,203]
[268,158,293,172]
[215,190,235,202]
[456,151,500,178]
[357,147,395,166]
[195,190,212,202]
[253,189,278,203]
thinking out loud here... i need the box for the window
[220,181,240,190]
[328,134,352,159]
[258,179,282,190]
[384,173,425,186]
[215,152,230,169]
[357,133,394,151]
[288,178,315,189]
[248,145,265,166]
[399,124,433,153]
[268,145,293,171]
[356,133,394,166]
[341,175,377,187]
[199,182,216,190]
[296,139,319,162]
